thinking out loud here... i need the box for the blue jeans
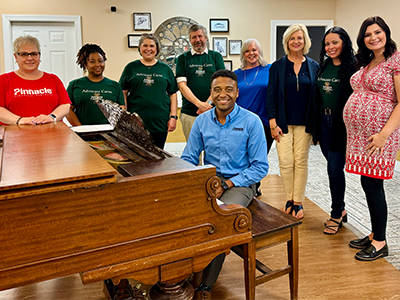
[320,114,346,219]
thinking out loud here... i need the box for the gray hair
[138,33,161,56]
[188,24,208,40]
[13,35,41,54]
[282,24,312,55]
[240,38,268,69]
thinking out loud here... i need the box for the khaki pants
[180,112,203,165]
[180,112,197,142]
[276,125,312,203]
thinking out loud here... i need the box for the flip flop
[284,200,294,214]
[292,204,304,219]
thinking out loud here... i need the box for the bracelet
[49,114,57,123]
[271,125,278,130]
[170,115,178,120]
[16,117,22,125]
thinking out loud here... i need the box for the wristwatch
[170,115,178,120]
[221,181,229,190]
[49,114,57,123]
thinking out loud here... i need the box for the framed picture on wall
[229,40,242,55]
[133,13,151,31]
[213,37,227,57]
[209,19,229,33]
[224,60,232,71]
[128,34,141,48]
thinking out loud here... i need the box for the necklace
[373,56,384,64]
[244,66,260,86]
[16,70,42,80]
[141,59,157,69]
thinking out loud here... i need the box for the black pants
[263,125,274,154]
[149,131,168,150]
[361,175,386,241]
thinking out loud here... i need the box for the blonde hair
[13,35,41,54]
[240,38,268,69]
[282,24,311,55]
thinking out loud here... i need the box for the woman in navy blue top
[266,24,319,219]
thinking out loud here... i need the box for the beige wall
[3,0,400,80]
[336,0,400,50]
[0,0,336,81]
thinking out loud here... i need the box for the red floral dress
[343,51,400,179]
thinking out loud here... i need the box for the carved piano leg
[149,280,194,300]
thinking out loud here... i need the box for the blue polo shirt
[181,103,269,187]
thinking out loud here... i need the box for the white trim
[2,14,82,73]
[395,160,400,173]
[270,20,334,62]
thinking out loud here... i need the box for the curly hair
[355,16,397,69]
[318,26,356,82]
[76,44,107,71]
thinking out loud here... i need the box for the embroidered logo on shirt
[143,76,154,86]
[195,67,205,76]
[233,127,243,131]
[91,93,103,101]
[323,82,333,94]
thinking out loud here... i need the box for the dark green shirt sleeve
[215,52,225,71]
[66,80,76,107]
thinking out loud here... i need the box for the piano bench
[231,198,302,300]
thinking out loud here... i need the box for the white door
[12,22,79,86]
[3,15,82,87]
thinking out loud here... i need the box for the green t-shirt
[67,77,124,125]
[175,50,225,116]
[317,60,340,115]
[119,60,178,133]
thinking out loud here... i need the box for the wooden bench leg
[288,226,299,300]
[243,240,256,300]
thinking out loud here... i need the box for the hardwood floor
[1,175,400,300]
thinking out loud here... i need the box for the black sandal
[325,211,347,226]
[292,204,304,219]
[284,200,294,214]
[324,218,343,235]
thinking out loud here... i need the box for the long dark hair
[318,26,356,83]
[355,16,397,69]
[76,44,107,71]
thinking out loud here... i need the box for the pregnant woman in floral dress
[343,16,400,261]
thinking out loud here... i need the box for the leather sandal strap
[328,218,341,225]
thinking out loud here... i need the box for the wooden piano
[0,122,252,299]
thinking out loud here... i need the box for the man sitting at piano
[181,69,269,299]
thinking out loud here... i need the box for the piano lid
[0,122,117,192]
[95,99,164,158]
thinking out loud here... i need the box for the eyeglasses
[17,52,41,58]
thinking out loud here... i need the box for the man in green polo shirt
[176,24,225,140]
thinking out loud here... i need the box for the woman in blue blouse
[266,24,319,219]
[234,38,272,196]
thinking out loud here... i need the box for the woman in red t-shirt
[0,35,70,125]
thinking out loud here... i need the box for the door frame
[270,19,334,62]
[2,14,82,74]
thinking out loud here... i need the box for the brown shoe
[194,290,211,300]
